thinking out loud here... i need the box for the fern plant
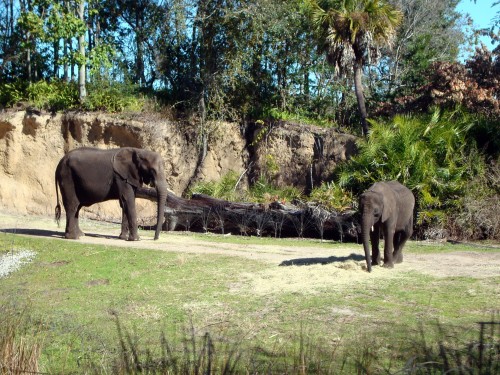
[309,181,355,212]
[189,171,242,202]
[337,108,484,226]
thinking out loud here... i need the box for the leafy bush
[247,175,303,204]
[1,79,145,113]
[83,81,145,112]
[0,80,28,107]
[336,108,487,235]
[26,80,79,110]
[263,107,335,128]
[189,171,243,202]
[189,173,303,205]
[449,159,500,240]
[309,181,355,212]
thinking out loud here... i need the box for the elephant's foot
[65,230,83,240]
[393,253,403,264]
[118,232,128,240]
[382,262,394,269]
[372,255,381,266]
[127,234,140,241]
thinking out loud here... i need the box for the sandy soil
[1,211,499,295]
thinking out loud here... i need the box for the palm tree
[310,0,402,136]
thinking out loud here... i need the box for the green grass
[0,232,498,373]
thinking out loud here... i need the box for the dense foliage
[0,0,473,126]
[333,109,499,240]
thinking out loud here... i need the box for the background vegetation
[2,0,495,124]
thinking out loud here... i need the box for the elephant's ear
[381,192,393,222]
[113,148,141,187]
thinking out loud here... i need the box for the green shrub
[189,173,304,205]
[189,171,242,202]
[26,80,79,110]
[84,81,144,112]
[336,108,487,232]
[0,80,28,107]
[248,175,303,204]
[0,80,79,110]
[309,181,355,212]
[449,158,500,240]
[1,79,145,113]
[263,107,335,128]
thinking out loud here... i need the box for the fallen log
[136,187,359,241]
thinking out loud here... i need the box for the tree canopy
[308,0,402,135]
[2,0,492,129]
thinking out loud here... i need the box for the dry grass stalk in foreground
[0,309,41,375]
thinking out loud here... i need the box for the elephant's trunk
[361,209,373,273]
[154,175,168,240]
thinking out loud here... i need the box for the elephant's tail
[55,172,61,227]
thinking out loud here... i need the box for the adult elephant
[55,147,168,241]
[359,181,414,272]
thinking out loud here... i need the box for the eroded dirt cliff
[0,110,356,223]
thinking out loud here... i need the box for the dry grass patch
[0,307,42,375]
[233,260,409,295]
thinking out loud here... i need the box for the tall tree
[77,0,86,100]
[382,0,464,98]
[309,0,402,136]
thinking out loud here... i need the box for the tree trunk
[135,7,145,86]
[63,1,69,81]
[135,188,358,241]
[27,37,31,81]
[78,0,87,101]
[353,59,368,137]
[53,40,59,78]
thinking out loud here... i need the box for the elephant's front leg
[382,226,395,268]
[120,188,139,241]
[118,209,130,240]
[370,224,381,266]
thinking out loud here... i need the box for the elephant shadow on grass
[279,253,365,267]
[0,228,119,240]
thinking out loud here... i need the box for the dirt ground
[1,211,499,295]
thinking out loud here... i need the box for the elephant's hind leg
[382,228,396,268]
[393,230,410,264]
[393,217,413,264]
[64,204,84,239]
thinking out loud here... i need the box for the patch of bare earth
[1,211,499,296]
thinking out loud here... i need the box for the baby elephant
[359,181,414,272]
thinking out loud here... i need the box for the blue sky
[457,0,497,53]
[457,0,497,30]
